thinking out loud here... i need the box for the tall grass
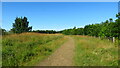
[0,35,2,67]
[73,36,118,66]
[2,33,66,66]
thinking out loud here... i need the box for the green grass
[2,33,67,66]
[0,36,2,67]
[73,36,118,66]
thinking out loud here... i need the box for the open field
[2,33,118,66]
[2,33,67,66]
[2,2,119,67]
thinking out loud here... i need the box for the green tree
[11,17,32,33]
[115,13,120,39]
[0,28,7,35]
[76,28,84,35]
[109,18,113,22]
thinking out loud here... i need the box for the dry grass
[2,33,66,66]
[73,36,118,66]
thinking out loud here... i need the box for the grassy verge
[2,33,67,66]
[0,35,2,67]
[24,35,67,66]
[73,35,118,66]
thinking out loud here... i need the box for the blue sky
[1,0,120,2]
[2,2,118,31]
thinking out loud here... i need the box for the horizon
[2,2,118,31]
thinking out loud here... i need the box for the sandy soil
[37,36,75,66]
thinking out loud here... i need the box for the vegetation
[73,36,118,66]
[0,28,8,35]
[62,13,120,41]
[11,17,32,33]
[32,30,60,34]
[2,33,66,66]
[1,12,119,66]
[0,35,1,66]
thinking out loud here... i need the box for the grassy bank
[73,35,118,66]
[0,35,2,67]
[2,33,67,66]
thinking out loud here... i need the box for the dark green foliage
[84,24,101,37]
[32,30,59,34]
[76,28,84,35]
[11,17,32,33]
[62,13,120,39]
[62,27,84,35]
[115,13,120,40]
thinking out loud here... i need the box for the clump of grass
[2,33,66,66]
[73,36,118,66]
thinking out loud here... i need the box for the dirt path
[37,36,75,66]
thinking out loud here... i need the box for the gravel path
[37,36,75,66]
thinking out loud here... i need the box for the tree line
[1,13,120,40]
[0,17,61,35]
[62,13,120,40]
[32,30,60,34]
